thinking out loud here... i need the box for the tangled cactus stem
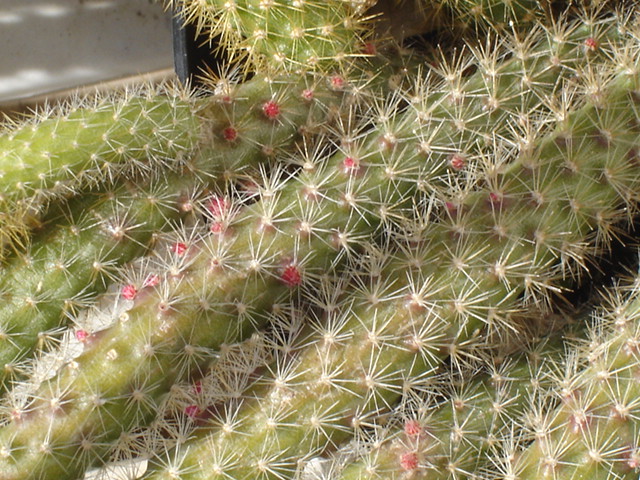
[0,85,199,259]
[331,334,566,480]
[0,43,441,479]
[500,274,640,480]
[3,1,640,480]
[0,42,420,394]
[138,7,640,479]
[0,64,339,389]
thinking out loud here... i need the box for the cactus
[134,241,547,480]
[0,44,453,478]
[167,0,375,75]
[0,76,297,389]
[320,307,587,480]
[130,7,640,478]
[327,336,562,480]
[0,45,421,393]
[89,306,305,479]
[2,1,640,480]
[0,182,183,387]
[492,273,640,480]
[0,85,200,259]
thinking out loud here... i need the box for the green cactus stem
[0,47,417,394]
[0,50,440,479]
[0,85,200,259]
[499,274,640,479]
[0,5,638,479]
[167,0,374,75]
[0,182,185,388]
[98,307,306,477]
[330,336,561,480]
[135,9,640,480]
[0,88,195,192]
[0,75,316,390]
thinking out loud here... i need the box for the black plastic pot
[172,11,223,87]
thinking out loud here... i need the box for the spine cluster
[1,1,640,480]
[504,278,640,480]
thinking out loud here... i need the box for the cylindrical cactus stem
[499,275,640,480]
[330,336,562,480]
[0,182,187,388]
[167,0,374,75]
[374,5,630,201]
[135,11,640,479]
[0,84,200,258]
[0,48,416,393]
[1,6,636,477]
[130,234,573,480]
[0,52,450,480]
[0,4,636,479]
[0,77,315,389]
[97,305,305,474]
[434,0,550,32]
[0,46,375,260]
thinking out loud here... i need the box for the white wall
[0,0,173,102]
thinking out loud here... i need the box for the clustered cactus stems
[501,275,640,479]
[0,84,257,386]
[0,42,439,477]
[0,182,184,389]
[328,335,563,480]
[132,40,640,469]
[0,87,199,259]
[0,63,434,480]
[2,1,640,480]
[0,49,416,393]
